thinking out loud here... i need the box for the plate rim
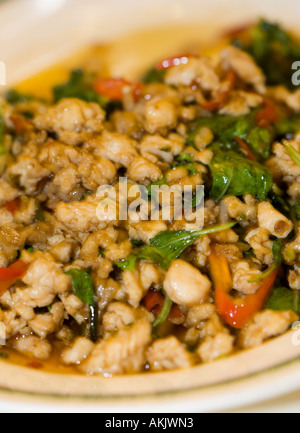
[0,330,299,403]
[0,355,300,412]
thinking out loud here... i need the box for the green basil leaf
[285,144,300,167]
[292,202,300,220]
[187,111,273,161]
[209,150,273,201]
[266,287,300,313]
[142,67,166,84]
[232,19,300,89]
[65,269,95,306]
[115,222,236,270]
[249,239,283,283]
[53,69,108,108]
[5,89,36,105]
[65,269,98,342]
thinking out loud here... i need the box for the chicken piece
[222,46,266,93]
[14,335,52,360]
[0,180,19,206]
[8,155,51,195]
[231,260,262,295]
[34,98,105,145]
[245,227,273,265]
[239,310,298,349]
[196,333,235,363]
[93,130,138,168]
[79,320,152,375]
[222,195,258,222]
[146,336,194,371]
[121,270,145,309]
[59,293,86,325]
[140,134,184,164]
[163,260,211,307]
[15,258,70,308]
[29,302,65,339]
[165,57,220,91]
[61,337,95,365]
[127,157,163,183]
[102,302,137,334]
[55,194,111,233]
[144,97,179,134]
[128,220,168,245]
[219,90,263,116]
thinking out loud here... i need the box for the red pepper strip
[4,198,21,215]
[256,99,279,128]
[155,54,191,71]
[209,247,280,329]
[143,289,183,320]
[0,260,28,297]
[234,137,257,161]
[201,71,236,112]
[94,78,142,102]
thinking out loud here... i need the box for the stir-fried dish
[1,20,300,376]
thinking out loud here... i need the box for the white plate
[1,0,300,413]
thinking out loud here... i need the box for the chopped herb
[115,255,138,271]
[65,269,98,342]
[153,294,173,328]
[115,254,138,271]
[35,203,45,222]
[131,239,145,248]
[187,110,273,161]
[99,248,106,258]
[65,269,95,309]
[5,89,36,105]
[249,238,283,283]
[244,248,255,259]
[0,352,8,360]
[115,222,236,270]
[53,69,108,108]
[292,202,300,220]
[192,188,205,208]
[142,67,166,84]
[233,19,300,89]
[175,153,194,163]
[266,287,300,314]
[25,247,35,254]
[79,190,93,201]
[275,115,300,138]
[268,184,291,219]
[172,154,204,177]
[284,143,300,167]
[283,246,297,262]
[147,177,169,197]
[174,163,198,176]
